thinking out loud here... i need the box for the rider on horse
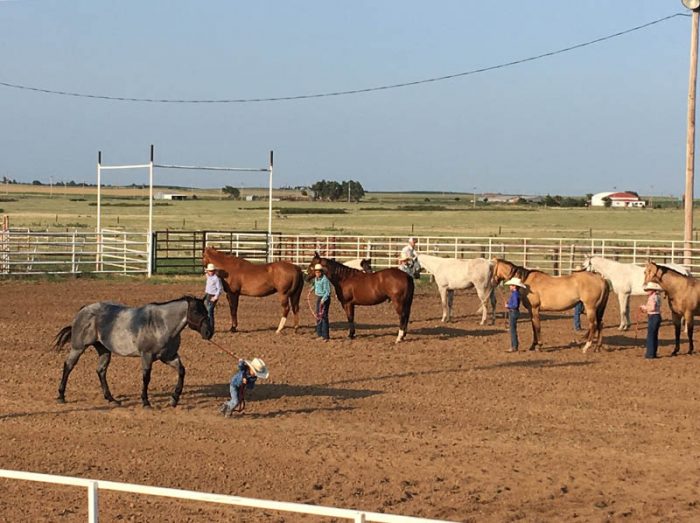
[398,237,421,279]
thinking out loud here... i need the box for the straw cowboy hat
[205,263,216,271]
[643,282,663,291]
[313,263,324,271]
[245,357,269,379]
[503,277,526,288]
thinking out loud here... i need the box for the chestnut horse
[203,247,304,333]
[643,261,698,355]
[307,253,414,342]
[492,258,609,353]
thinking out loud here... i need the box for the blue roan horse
[54,295,213,408]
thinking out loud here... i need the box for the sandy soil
[1,278,700,522]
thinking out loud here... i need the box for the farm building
[590,191,645,208]
[154,192,188,201]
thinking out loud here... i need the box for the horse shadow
[602,334,677,351]
[410,326,502,338]
[474,359,597,371]
[187,382,382,403]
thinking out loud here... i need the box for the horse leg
[344,303,356,339]
[140,353,155,408]
[393,297,408,343]
[582,304,597,353]
[291,296,300,332]
[95,344,120,405]
[474,286,489,326]
[526,304,541,351]
[438,287,449,322]
[686,314,694,355]
[57,347,86,403]
[672,312,682,356]
[489,288,497,325]
[163,355,186,407]
[276,295,290,334]
[619,293,630,331]
[226,292,240,333]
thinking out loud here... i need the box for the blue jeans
[204,294,217,332]
[573,301,584,331]
[225,380,242,410]
[316,297,330,340]
[646,314,661,358]
[508,309,520,350]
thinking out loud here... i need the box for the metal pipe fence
[3,229,700,276]
[0,469,451,523]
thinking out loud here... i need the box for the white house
[590,191,645,208]
[154,192,188,201]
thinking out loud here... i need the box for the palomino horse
[54,296,213,407]
[644,261,698,355]
[203,246,304,333]
[416,253,495,325]
[584,256,691,331]
[308,253,414,342]
[492,258,609,352]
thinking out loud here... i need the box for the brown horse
[307,253,414,342]
[491,258,609,352]
[203,247,304,333]
[644,261,698,355]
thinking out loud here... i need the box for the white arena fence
[0,469,452,523]
[0,228,148,275]
[3,229,700,276]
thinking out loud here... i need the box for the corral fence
[3,229,700,276]
[154,231,700,275]
[0,469,452,522]
[0,228,148,275]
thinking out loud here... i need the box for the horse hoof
[108,398,121,406]
[169,397,179,408]
[229,327,238,333]
[142,403,152,409]
[56,396,65,404]
[671,351,679,357]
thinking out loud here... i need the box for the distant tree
[311,179,357,201]
[543,194,559,207]
[602,196,612,208]
[32,180,43,185]
[222,186,240,199]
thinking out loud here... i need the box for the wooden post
[685,8,700,266]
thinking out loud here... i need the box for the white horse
[583,255,691,330]
[342,258,373,272]
[416,253,495,324]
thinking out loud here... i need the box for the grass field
[0,184,695,239]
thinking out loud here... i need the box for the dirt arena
[1,278,700,522]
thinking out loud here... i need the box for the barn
[590,191,645,208]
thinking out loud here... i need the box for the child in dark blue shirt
[503,277,526,353]
[220,358,269,417]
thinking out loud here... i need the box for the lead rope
[206,340,247,413]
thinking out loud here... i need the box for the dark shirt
[506,289,521,310]
[231,360,257,390]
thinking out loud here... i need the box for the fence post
[633,240,637,265]
[523,238,528,266]
[71,231,77,274]
[353,511,366,523]
[87,480,99,523]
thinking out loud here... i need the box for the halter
[186,299,209,332]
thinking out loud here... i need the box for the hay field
[0,184,693,239]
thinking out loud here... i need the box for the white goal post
[96,145,274,275]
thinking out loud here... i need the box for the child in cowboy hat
[503,277,526,353]
[640,281,663,359]
[203,262,223,333]
[220,357,269,417]
[313,263,332,341]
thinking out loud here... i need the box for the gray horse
[54,295,213,408]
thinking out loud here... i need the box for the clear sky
[0,0,694,196]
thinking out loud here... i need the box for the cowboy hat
[205,263,216,271]
[503,277,526,288]
[643,281,663,291]
[313,263,324,271]
[408,237,417,243]
[245,357,269,379]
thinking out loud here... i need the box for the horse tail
[596,279,610,326]
[53,325,72,351]
[290,267,305,312]
[400,273,415,332]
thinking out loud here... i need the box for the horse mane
[151,295,199,306]
[321,256,362,279]
[655,263,690,277]
[495,258,541,280]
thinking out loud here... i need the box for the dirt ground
[1,278,700,522]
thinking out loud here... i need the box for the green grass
[0,187,696,240]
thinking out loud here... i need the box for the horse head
[360,258,373,273]
[491,258,514,286]
[186,296,214,340]
[643,261,662,285]
[582,255,593,272]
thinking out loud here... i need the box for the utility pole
[683,0,700,266]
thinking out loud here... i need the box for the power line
[0,12,688,104]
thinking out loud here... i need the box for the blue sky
[0,0,694,195]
